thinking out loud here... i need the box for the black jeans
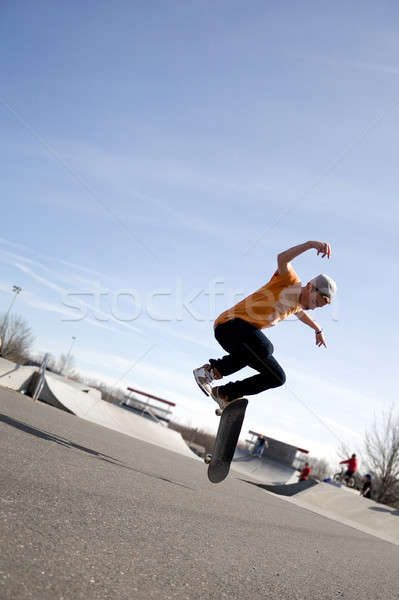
[209,319,286,401]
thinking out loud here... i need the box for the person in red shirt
[299,462,311,481]
[340,454,358,482]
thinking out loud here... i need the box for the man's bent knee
[266,369,286,388]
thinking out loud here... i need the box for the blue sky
[1,1,398,466]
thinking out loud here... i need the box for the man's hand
[310,241,331,259]
[316,331,327,348]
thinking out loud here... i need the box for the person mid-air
[194,240,337,411]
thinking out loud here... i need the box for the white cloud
[0,250,145,337]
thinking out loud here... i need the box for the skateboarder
[194,240,337,412]
[251,434,267,458]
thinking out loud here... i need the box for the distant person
[298,462,311,481]
[193,240,337,412]
[252,435,267,458]
[360,474,373,499]
[339,453,358,484]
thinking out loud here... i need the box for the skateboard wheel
[215,408,223,416]
[204,453,212,464]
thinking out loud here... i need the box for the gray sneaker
[210,386,229,411]
[193,364,215,396]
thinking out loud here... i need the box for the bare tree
[337,441,356,462]
[27,352,56,368]
[57,353,76,377]
[308,457,331,481]
[82,379,124,405]
[364,406,399,506]
[0,313,34,363]
[169,421,216,455]
[45,353,57,372]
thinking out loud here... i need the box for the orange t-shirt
[214,265,302,330]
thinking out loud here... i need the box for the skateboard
[204,398,248,484]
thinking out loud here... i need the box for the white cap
[310,274,337,300]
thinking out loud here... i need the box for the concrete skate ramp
[39,373,196,459]
[292,482,399,545]
[26,371,75,414]
[250,478,399,546]
[41,371,102,399]
[0,359,196,460]
[231,447,297,484]
[0,357,19,375]
[0,359,36,391]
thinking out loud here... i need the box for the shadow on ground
[0,412,194,490]
[239,478,318,496]
[369,505,399,516]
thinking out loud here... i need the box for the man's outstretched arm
[277,240,331,274]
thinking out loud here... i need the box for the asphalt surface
[1,388,399,600]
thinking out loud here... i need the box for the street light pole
[4,285,22,320]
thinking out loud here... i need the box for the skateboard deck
[205,398,248,484]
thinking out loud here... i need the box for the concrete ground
[1,388,399,600]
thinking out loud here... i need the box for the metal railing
[32,353,49,402]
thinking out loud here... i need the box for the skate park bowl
[232,442,399,545]
[1,357,399,546]
[2,383,399,600]
[231,446,298,484]
[0,357,196,460]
